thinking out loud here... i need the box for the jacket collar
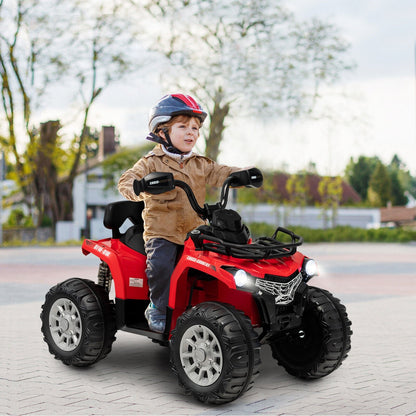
[162,145,193,160]
[153,144,197,160]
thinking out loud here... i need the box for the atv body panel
[82,218,307,343]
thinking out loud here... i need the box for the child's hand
[133,179,145,195]
[133,172,175,195]
[229,168,263,188]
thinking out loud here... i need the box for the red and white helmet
[149,94,207,132]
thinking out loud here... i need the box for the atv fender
[168,253,236,305]
[82,238,148,300]
[167,251,262,331]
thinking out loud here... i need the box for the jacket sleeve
[117,158,151,201]
[204,159,240,188]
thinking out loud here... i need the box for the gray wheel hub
[179,324,223,386]
[49,298,82,352]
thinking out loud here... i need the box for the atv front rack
[191,226,303,260]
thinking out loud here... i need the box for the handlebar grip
[133,179,144,195]
[247,167,263,188]
[229,168,263,188]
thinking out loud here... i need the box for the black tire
[170,302,261,404]
[270,286,352,379]
[41,278,117,367]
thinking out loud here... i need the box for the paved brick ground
[1,243,416,415]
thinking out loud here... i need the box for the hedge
[248,223,416,243]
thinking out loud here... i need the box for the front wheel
[170,302,261,404]
[270,286,352,379]
[40,278,117,367]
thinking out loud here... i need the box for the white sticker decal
[129,278,144,288]
[94,244,111,257]
[186,255,213,269]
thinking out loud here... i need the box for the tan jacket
[118,145,239,245]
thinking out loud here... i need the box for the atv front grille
[255,272,302,305]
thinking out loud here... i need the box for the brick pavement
[1,243,416,415]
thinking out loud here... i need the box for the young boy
[118,94,241,332]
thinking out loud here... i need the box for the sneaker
[145,303,166,333]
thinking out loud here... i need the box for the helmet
[149,94,207,132]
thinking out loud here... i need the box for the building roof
[380,206,416,224]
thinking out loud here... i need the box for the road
[1,243,415,415]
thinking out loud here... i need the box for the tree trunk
[205,89,230,162]
[33,121,60,229]
[33,120,75,237]
[56,179,74,222]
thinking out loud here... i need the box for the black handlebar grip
[133,179,144,195]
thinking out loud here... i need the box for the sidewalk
[1,244,416,415]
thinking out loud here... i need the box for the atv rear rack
[191,227,303,260]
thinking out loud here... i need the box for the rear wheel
[270,286,352,379]
[41,278,116,367]
[170,302,261,404]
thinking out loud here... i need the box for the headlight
[302,258,318,281]
[222,267,254,290]
[234,269,249,287]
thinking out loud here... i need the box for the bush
[248,222,416,243]
[40,215,53,227]
[5,208,34,227]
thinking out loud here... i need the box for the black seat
[103,201,146,254]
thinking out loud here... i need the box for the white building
[56,126,124,242]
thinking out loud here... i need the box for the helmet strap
[145,132,166,147]
[162,128,186,154]
[145,129,186,155]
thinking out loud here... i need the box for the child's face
[165,117,200,153]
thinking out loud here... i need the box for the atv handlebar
[133,168,263,221]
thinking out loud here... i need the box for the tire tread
[40,278,116,367]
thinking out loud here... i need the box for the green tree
[345,155,380,201]
[52,1,138,225]
[367,162,392,207]
[389,169,407,206]
[286,173,309,207]
[0,0,67,213]
[0,0,138,227]
[138,0,353,161]
[5,208,33,227]
[387,154,408,206]
[64,1,136,183]
[318,176,343,227]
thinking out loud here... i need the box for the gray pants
[145,238,181,312]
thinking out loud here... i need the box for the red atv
[41,168,352,404]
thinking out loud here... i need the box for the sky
[283,0,416,175]
[221,0,416,175]
[33,0,416,177]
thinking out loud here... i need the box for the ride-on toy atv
[41,168,352,404]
